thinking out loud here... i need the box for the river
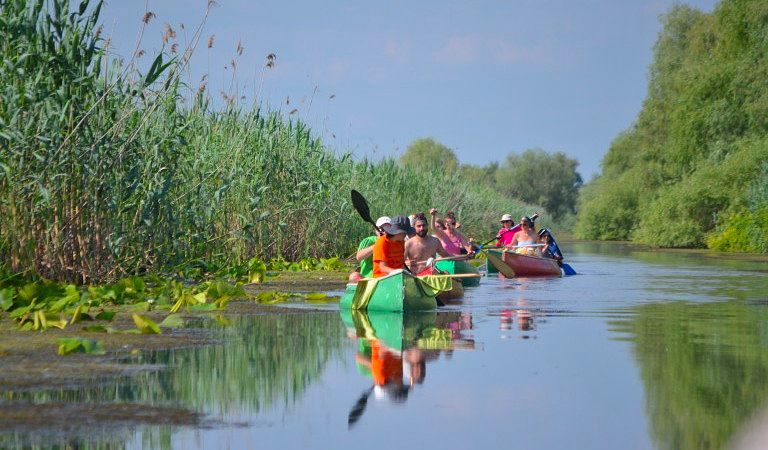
[1,242,766,450]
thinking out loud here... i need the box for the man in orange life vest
[372,215,415,278]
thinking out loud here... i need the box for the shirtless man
[405,213,450,274]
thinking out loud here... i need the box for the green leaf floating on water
[82,325,117,333]
[95,311,116,321]
[304,292,341,303]
[159,314,184,328]
[256,291,291,304]
[57,337,105,355]
[131,314,162,334]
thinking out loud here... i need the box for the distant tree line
[575,0,768,252]
[399,137,583,222]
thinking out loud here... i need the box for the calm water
[2,243,767,450]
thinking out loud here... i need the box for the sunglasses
[446,221,456,226]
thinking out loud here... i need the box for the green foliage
[399,137,459,174]
[576,0,768,251]
[0,1,542,283]
[57,337,105,355]
[495,148,583,220]
[706,206,768,253]
[132,314,161,334]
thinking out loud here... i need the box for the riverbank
[0,270,348,393]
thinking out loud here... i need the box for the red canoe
[486,249,562,277]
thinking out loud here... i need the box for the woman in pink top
[496,214,520,247]
[430,209,474,256]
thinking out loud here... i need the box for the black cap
[388,215,416,236]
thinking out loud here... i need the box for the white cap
[376,216,392,227]
[500,214,513,222]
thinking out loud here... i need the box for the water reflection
[340,310,476,427]
[610,301,768,450]
[0,312,345,449]
[499,298,538,338]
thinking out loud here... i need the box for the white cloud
[433,36,480,64]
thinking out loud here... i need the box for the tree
[399,138,459,174]
[459,162,499,190]
[495,148,583,219]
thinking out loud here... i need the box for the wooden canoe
[486,249,562,277]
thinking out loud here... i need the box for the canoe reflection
[341,310,475,428]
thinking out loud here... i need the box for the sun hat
[388,215,416,236]
[500,214,514,222]
[375,216,392,228]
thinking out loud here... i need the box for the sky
[98,0,720,179]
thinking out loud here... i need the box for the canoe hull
[487,249,562,277]
[340,271,438,312]
[434,259,481,287]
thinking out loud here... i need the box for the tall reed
[0,0,537,283]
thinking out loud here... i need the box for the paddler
[496,214,517,247]
[430,208,474,256]
[372,215,415,278]
[404,212,450,274]
[508,216,541,256]
[349,216,392,282]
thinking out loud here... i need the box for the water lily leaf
[70,304,86,324]
[57,337,105,355]
[305,292,327,301]
[129,301,151,312]
[9,305,31,319]
[46,317,68,330]
[131,314,161,334]
[95,311,116,321]
[0,288,15,311]
[159,314,184,328]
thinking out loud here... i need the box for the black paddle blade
[348,387,374,428]
[351,189,376,227]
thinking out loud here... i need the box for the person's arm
[435,239,450,258]
[507,231,520,249]
[430,208,446,239]
[356,245,374,262]
[455,230,474,255]
[404,240,416,271]
[378,261,401,275]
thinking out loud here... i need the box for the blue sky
[99,0,719,179]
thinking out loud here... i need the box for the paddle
[351,189,381,233]
[348,386,374,428]
[562,262,577,276]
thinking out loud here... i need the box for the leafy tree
[495,149,583,220]
[399,138,459,174]
[459,162,499,190]
[575,0,768,251]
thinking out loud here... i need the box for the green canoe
[340,270,446,312]
[434,259,481,287]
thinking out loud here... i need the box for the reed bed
[0,0,534,284]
